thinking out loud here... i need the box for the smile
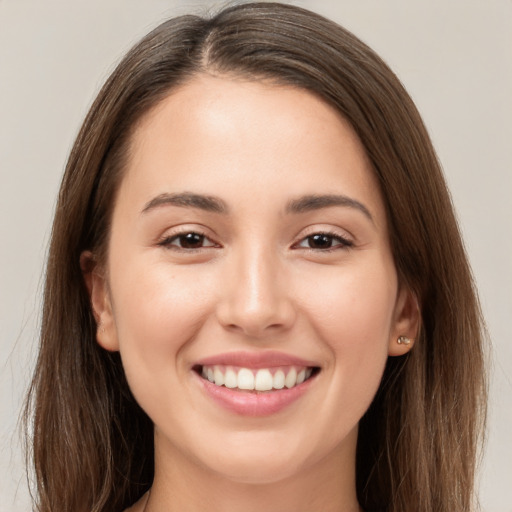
[198,365,316,392]
[192,352,321,416]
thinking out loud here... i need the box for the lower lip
[196,372,315,416]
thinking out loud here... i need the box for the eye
[159,232,217,250]
[295,232,353,250]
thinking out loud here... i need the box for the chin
[193,427,340,486]
[210,453,307,485]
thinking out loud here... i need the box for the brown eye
[161,232,217,250]
[177,233,206,249]
[307,234,335,249]
[296,232,353,250]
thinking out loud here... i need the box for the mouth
[192,351,321,416]
[193,364,320,393]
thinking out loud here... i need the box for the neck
[145,428,362,512]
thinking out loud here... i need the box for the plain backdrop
[1,1,510,511]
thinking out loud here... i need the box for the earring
[397,335,412,345]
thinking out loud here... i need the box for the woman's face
[90,74,416,484]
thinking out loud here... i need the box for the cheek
[296,262,396,412]
[112,260,213,335]
[300,259,397,344]
[108,261,216,390]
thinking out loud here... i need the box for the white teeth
[238,368,255,390]
[213,367,224,386]
[285,367,297,389]
[273,370,285,389]
[201,365,315,391]
[254,369,273,391]
[224,368,238,388]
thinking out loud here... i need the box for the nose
[215,248,296,338]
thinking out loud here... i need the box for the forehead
[131,74,363,157]
[119,74,385,224]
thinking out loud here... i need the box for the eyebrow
[141,191,373,221]
[141,192,229,215]
[286,194,373,222]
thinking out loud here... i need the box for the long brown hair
[25,3,486,511]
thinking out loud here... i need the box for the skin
[84,74,418,512]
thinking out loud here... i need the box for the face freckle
[92,73,416,486]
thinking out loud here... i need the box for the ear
[388,284,420,357]
[80,251,119,352]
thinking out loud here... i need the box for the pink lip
[196,373,316,416]
[193,351,319,417]
[194,350,317,369]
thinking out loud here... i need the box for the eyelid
[291,227,354,251]
[297,234,351,247]
[156,225,221,250]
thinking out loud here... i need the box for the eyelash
[158,230,218,251]
[293,231,354,252]
[158,230,353,253]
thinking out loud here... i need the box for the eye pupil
[308,234,333,249]
[180,233,204,248]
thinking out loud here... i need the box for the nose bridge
[217,241,294,336]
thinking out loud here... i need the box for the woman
[25,3,486,512]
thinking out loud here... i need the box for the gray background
[1,1,510,510]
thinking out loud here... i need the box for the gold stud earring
[397,335,412,345]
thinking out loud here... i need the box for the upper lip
[194,350,318,369]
